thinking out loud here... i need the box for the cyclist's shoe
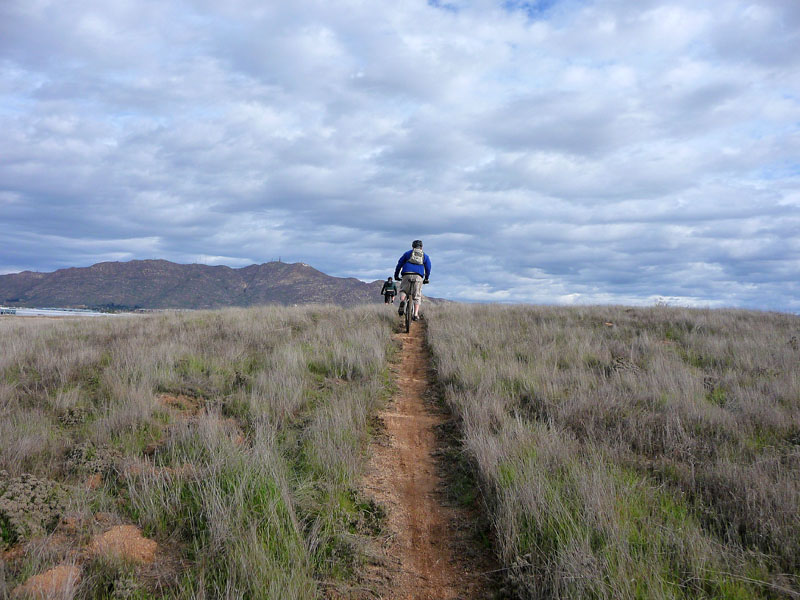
[412,315,419,321]
[398,301,405,316]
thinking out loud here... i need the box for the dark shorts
[383,292,396,303]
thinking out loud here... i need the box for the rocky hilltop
[0,260,388,309]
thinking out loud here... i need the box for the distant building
[0,307,16,315]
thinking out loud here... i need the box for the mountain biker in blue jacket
[394,240,431,321]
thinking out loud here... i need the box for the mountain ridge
[0,259,395,309]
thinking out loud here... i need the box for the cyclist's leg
[398,275,412,315]
[398,286,406,315]
[410,276,423,317]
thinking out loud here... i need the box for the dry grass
[7,302,797,599]
[0,305,396,599]
[426,304,800,599]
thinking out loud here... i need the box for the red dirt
[93,512,117,527]
[2,545,26,563]
[11,564,81,599]
[362,321,492,600]
[85,473,103,490]
[157,393,201,415]
[88,525,157,564]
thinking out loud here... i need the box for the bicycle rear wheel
[405,296,412,333]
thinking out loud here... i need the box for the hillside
[0,259,386,309]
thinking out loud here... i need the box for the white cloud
[0,0,798,311]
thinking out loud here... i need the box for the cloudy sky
[1,0,799,311]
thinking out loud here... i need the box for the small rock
[12,564,81,599]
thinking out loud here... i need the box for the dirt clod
[142,442,161,457]
[89,525,157,564]
[85,473,103,490]
[57,515,82,535]
[93,512,116,526]
[2,544,26,562]
[157,393,200,415]
[12,564,81,599]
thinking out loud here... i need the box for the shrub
[0,471,67,548]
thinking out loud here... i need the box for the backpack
[408,247,424,265]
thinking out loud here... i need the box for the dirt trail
[363,321,492,600]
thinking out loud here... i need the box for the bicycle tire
[405,295,412,333]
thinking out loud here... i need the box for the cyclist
[394,240,431,321]
[381,277,398,304]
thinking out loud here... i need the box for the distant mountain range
[0,260,398,310]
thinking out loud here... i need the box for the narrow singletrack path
[362,320,493,600]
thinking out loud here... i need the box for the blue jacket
[395,249,431,280]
